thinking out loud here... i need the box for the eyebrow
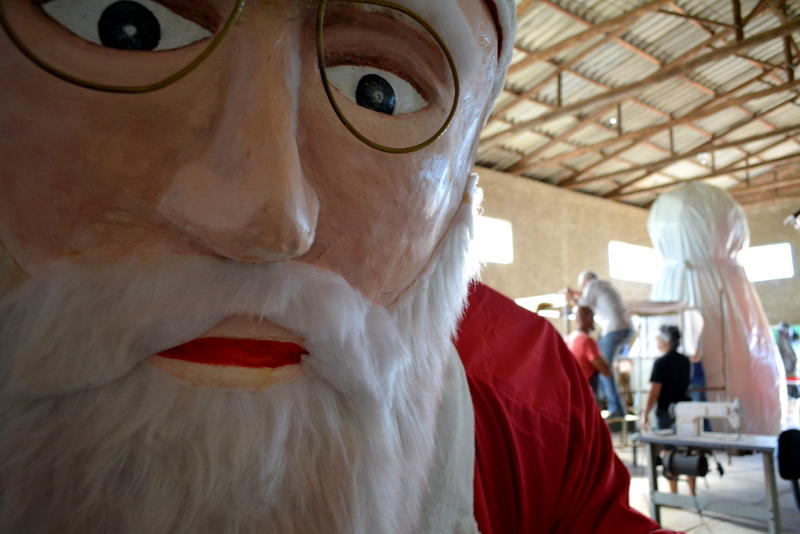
[158,0,223,30]
[323,4,445,60]
[322,4,451,97]
[34,0,224,32]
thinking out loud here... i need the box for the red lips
[158,337,307,369]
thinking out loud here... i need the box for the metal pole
[647,442,661,524]
[763,452,782,534]
[720,288,727,401]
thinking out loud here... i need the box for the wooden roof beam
[567,122,800,188]
[610,150,800,199]
[507,0,670,74]
[502,64,752,175]
[493,25,740,159]
[491,31,622,119]
[515,0,540,16]
[679,0,789,87]
[496,61,716,149]
[548,1,719,97]
[731,176,800,195]
[603,132,798,197]
[737,191,800,208]
[732,0,744,40]
[550,63,716,138]
[658,9,736,30]
[504,104,618,172]
[541,0,664,66]
[483,18,800,146]
[497,4,666,125]
[511,74,800,172]
[565,85,797,189]
[489,82,681,175]
[661,3,776,95]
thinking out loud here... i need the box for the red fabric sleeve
[455,282,680,534]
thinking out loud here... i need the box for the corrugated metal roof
[481,0,800,206]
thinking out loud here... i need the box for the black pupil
[355,74,396,115]
[98,1,161,51]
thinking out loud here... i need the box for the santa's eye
[40,0,212,51]
[325,66,428,116]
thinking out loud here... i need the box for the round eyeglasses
[0,0,459,154]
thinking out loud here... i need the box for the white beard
[0,184,483,534]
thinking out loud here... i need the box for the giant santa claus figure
[0,1,675,532]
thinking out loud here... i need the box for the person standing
[776,322,799,398]
[566,306,611,398]
[566,271,632,417]
[641,325,693,495]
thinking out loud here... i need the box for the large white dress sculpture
[648,182,785,435]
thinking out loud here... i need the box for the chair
[778,429,800,511]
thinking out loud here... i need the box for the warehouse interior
[476,1,800,532]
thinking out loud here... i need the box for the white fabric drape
[648,182,785,434]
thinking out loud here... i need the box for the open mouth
[157,337,308,369]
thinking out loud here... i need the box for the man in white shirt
[566,271,632,417]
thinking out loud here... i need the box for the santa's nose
[158,9,318,264]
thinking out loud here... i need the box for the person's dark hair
[659,325,681,351]
[576,306,593,322]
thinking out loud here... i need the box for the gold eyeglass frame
[316,0,460,154]
[0,0,247,93]
[0,0,460,154]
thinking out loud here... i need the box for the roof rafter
[572,122,800,191]
[605,133,799,197]
[492,22,749,172]
[483,18,800,147]
[738,194,800,208]
[507,0,670,75]
[731,176,800,196]
[512,74,800,172]
[611,150,800,200]
[657,8,735,30]
[477,0,800,206]
[563,96,799,189]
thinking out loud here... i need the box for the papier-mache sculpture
[0,1,675,533]
[649,182,786,434]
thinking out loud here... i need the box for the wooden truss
[481,0,800,206]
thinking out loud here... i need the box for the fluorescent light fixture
[474,215,514,264]
[608,240,663,284]
[739,243,795,282]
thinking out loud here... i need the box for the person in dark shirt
[641,325,693,494]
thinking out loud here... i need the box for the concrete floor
[615,443,800,533]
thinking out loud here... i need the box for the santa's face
[0,0,497,387]
[0,0,497,301]
[0,1,499,531]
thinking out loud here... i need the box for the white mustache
[0,257,408,400]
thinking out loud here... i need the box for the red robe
[455,283,679,534]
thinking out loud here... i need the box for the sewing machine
[673,400,742,437]
[638,399,783,532]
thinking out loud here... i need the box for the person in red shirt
[566,306,612,396]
